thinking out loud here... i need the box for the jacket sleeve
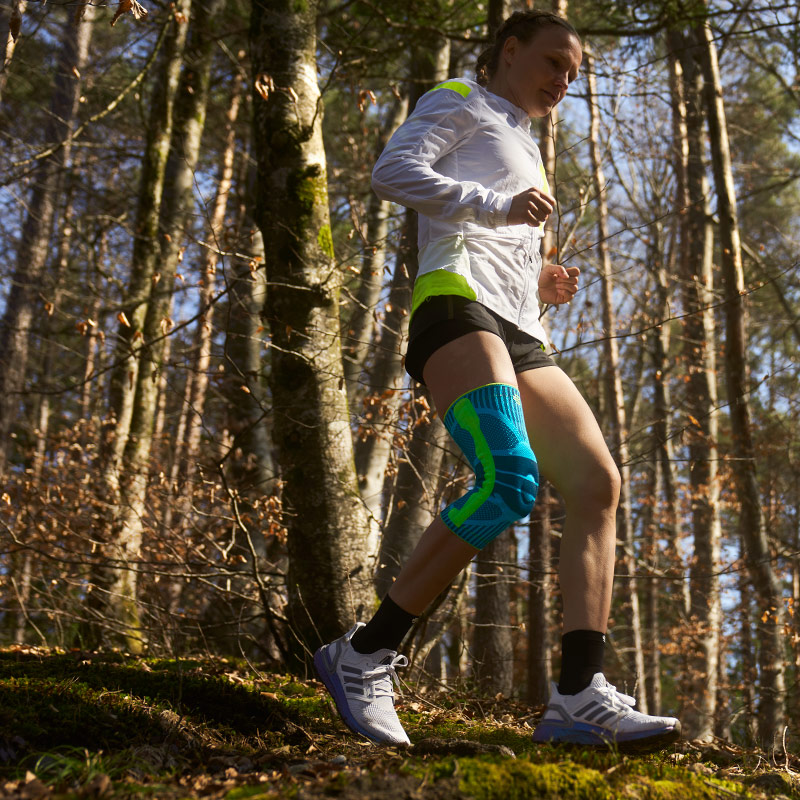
[371,87,512,228]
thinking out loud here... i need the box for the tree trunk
[164,73,243,534]
[352,209,416,568]
[88,0,192,651]
[250,0,374,656]
[585,47,647,711]
[473,531,514,696]
[343,95,406,403]
[102,0,191,487]
[526,0,567,705]
[356,29,449,584]
[669,29,723,742]
[695,14,786,747]
[0,0,26,102]
[0,4,93,474]
[527,485,552,705]
[376,395,448,596]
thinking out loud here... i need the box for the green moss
[0,651,328,773]
[402,716,534,755]
[288,165,328,223]
[225,786,281,799]
[458,757,613,800]
[317,224,334,259]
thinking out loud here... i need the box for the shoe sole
[533,721,681,753]
[313,646,408,746]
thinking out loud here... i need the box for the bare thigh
[422,330,518,416]
[516,366,620,507]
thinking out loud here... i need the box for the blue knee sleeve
[441,383,539,549]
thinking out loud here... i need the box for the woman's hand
[507,186,555,226]
[538,264,580,305]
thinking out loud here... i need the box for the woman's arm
[371,86,513,228]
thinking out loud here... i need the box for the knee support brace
[441,383,539,550]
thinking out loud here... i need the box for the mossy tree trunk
[250,0,374,656]
[89,0,194,651]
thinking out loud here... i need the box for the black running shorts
[405,295,557,385]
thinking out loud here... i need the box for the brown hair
[475,11,580,87]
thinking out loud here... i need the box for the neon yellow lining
[443,382,510,421]
[447,397,496,527]
[430,80,472,98]
[410,270,476,318]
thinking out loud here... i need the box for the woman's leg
[314,330,527,745]
[388,330,518,615]
[516,365,619,634]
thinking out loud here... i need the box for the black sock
[350,594,417,654]
[558,629,606,695]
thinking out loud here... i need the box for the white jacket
[372,77,549,345]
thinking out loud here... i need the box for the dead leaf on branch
[110,0,148,28]
[254,73,274,102]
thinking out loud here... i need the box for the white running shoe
[313,622,411,746]
[533,673,681,750]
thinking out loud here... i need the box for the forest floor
[1,646,799,800]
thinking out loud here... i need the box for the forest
[1,0,799,771]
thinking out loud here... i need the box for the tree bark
[0,4,93,474]
[526,0,567,705]
[527,485,552,705]
[88,0,192,651]
[165,72,244,529]
[695,14,786,747]
[669,29,722,742]
[250,0,375,656]
[342,95,406,403]
[473,532,514,696]
[585,47,647,711]
[0,0,26,102]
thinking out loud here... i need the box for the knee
[499,446,539,519]
[562,455,620,514]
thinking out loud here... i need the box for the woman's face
[498,25,582,117]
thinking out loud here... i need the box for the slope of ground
[1,646,798,799]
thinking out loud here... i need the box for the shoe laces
[596,680,636,714]
[360,654,409,699]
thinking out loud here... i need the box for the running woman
[314,10,681,750]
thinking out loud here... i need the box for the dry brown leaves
[110,0,148,28]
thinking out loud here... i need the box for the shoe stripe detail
[576,702,598,716]
[341,665,361,674]
[583,706,607,722]
[594,710,617,725]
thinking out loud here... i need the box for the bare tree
[694,14,786,746]
[669,28,722,741]
[585,46,647,711]
[0,4,94,473]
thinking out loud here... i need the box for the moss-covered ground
[1,645,798,799]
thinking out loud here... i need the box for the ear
[501,35,518,66]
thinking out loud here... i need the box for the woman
[314,10,681,750]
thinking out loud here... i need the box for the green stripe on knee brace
[441,383,539,549]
